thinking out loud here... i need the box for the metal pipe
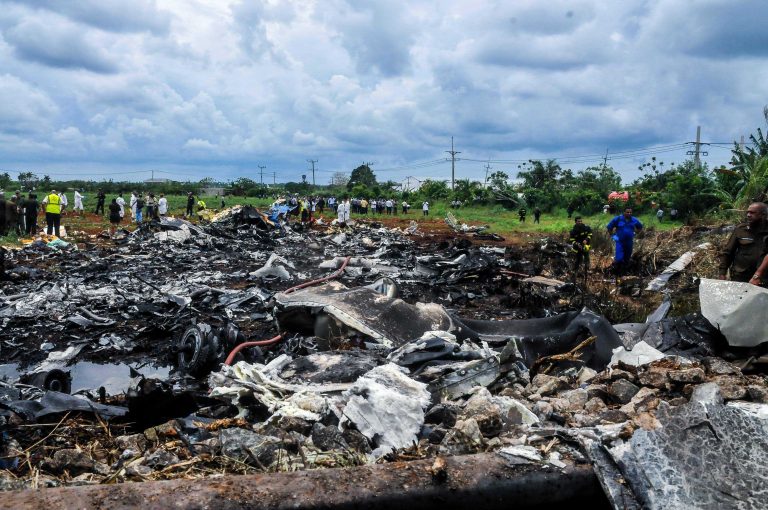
[0,453,605,510]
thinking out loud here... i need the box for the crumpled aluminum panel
[700,278,768,347]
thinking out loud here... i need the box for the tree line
[3,109,768,220]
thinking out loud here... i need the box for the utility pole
[258,165,266,185]
[484,161,492,188]
[307,159,317,187]
[740,135,745,153]
[445,137,461,190]
[686,126,708,169]
[602,148,609,168]
[272,172,276,185]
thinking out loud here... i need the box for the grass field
[0,193,684,246]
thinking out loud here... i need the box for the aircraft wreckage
[0,206,766,510]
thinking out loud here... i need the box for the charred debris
[0,206,766,509]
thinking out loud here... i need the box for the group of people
[0,191,40,236]
[568,202,768,288]
[0,189,198,239]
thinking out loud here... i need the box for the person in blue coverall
[607,207,643,275]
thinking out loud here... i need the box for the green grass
[350,202,683,237]
[0,197,683,247]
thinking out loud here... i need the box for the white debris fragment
[498,445,542,463]
[645,243,711,291]
[341,364,430,458]
[700,278,768,347]
[610,341,665,367]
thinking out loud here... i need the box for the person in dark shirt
[108,198,121,236]
[569,217,593,280]
[518,207,526,222]
[533,207,541,224]
[95,189,106,215]
[186,192,195,217]
[24,193,39,235]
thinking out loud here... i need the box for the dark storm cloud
[322,0,415,77]
[3,0,171,34]
[4,18,119,73]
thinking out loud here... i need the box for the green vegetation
[3,106,768,235]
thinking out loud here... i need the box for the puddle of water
[0,362,171,395]
[70,362,171,395]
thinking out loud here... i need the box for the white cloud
[0,0,766,182]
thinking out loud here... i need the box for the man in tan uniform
[719,202,768,283]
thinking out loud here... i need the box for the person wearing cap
[41,189,63,237]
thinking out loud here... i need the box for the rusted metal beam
[0,453,605,510]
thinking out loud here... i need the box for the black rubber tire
[177,324,213,377]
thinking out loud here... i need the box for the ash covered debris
[0,211,766,510]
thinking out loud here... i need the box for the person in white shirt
[337,197,350,225]
[73,190,84,215]
[130,192,138,222]
[422,201,429,216]
[158,193,168,216]
[58,192,68,213]
[116,193,126,218]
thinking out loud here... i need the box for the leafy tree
[418,179,450,199]
[351,184,371,199]
[0,172,11,189]
[285,181,311,195]
[330,172,350,187]
[347,165,377,190]
[230,177,257,196]
[731,105,768,171]
[17,172,39,190]
[517,159,562,210]
[517,159,561,189]
[453,179,487,203]
[487,171,518,209]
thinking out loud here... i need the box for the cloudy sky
[1,0,767,186]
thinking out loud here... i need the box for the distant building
[201,187,226,196]
[144,178,172,184]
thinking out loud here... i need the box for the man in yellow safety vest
[41,190,62,237]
